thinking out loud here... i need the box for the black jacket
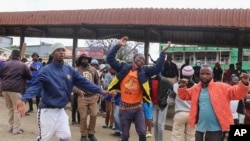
[151,74,173,110]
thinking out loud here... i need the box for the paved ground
[0,97,172,141]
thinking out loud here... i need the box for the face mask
[196,62,201,67]
[81,62,88,67]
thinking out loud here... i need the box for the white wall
[0,37,13,48]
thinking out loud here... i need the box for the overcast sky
[1,0,249,59]
[1,0,249,12]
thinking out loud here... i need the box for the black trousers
[28,96,41,110]
[195,131,223,141]
[71,93,80,123]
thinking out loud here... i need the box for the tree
[86,38,144,63]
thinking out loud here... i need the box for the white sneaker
[146,132,153,138]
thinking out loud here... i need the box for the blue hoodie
[21,61,102,108]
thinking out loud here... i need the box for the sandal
[13,129,24,135]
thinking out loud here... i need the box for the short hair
[229,74,238,80]
[133,53,143,61]
[236,62,242,66]
[201,64,213,72]
[21,58,28,62]
[11,50,20,58]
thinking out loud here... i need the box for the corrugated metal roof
[0,8,250,28]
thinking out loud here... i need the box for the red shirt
[150,78,159,104]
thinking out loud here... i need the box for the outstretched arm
[177,79,193,100]
[148,54,157,64]
[145,41,171,76]
[228,73,249,100]
[106,36,129,71]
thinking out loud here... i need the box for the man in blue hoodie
[16,43,112,141]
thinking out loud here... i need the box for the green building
[159,44,250,71]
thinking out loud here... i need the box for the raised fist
[118,36,128,46]
[240,73,249,85]
[179,79,188,88]
[162,41,171,52]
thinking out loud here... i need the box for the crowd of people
[0,36,250,141]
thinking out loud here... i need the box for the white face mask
[196,62,201,66]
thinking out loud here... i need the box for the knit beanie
[50,43,65,54]
[182,65,194,77]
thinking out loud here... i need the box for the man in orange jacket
[178,64,249,141]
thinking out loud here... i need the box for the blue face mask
[196,62,201,67]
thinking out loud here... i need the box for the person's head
[108,66,116,75]
[39,58,42,62]
[42,62,46,66]
[50,43,66,63]
[200,64,213,86]
[78,53,92,68]
[132,53,145,70]
[31,52,39,61]
[215,62,220,68]
[229,63,235,70]
[229,74,239,86]
[166,55,172,62]
[99,64,108,73]
[236,62,242,70]
[182,65,194,79]
[184,58,190,65]
[195,60,201,67]
[11,50,20,59]
[21,58,28,63]
[90,59,99,69]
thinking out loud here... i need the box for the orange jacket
[178,80,248,131]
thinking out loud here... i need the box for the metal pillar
[72,27,79,67]
[144,28,150,65]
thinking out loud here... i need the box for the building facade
[160,44,250,71]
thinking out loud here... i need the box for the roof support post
[72,27,79,67]
[144,28,150,65]
[19,27,25,51]
[237,29,245,63]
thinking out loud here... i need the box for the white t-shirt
[230,100,239,119]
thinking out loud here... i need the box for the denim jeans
[119,107,146,141]
[114,105,122,133]
[153,104,168,141]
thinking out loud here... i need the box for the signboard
[65,48,72,57]
[77,47,104,59]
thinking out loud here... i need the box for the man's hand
[78,90,86,99]
[16,100,26,117]
[94,95,99,102]
[179,79,188,88]
[118,36,128,46]
[101,90,117,97]
[108,91,117,97]
[162,41,171,52]
[240,73,249,85]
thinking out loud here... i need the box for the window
[174,54,183,63]
[243,56,249,61]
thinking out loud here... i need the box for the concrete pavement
[0,97,172,141]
